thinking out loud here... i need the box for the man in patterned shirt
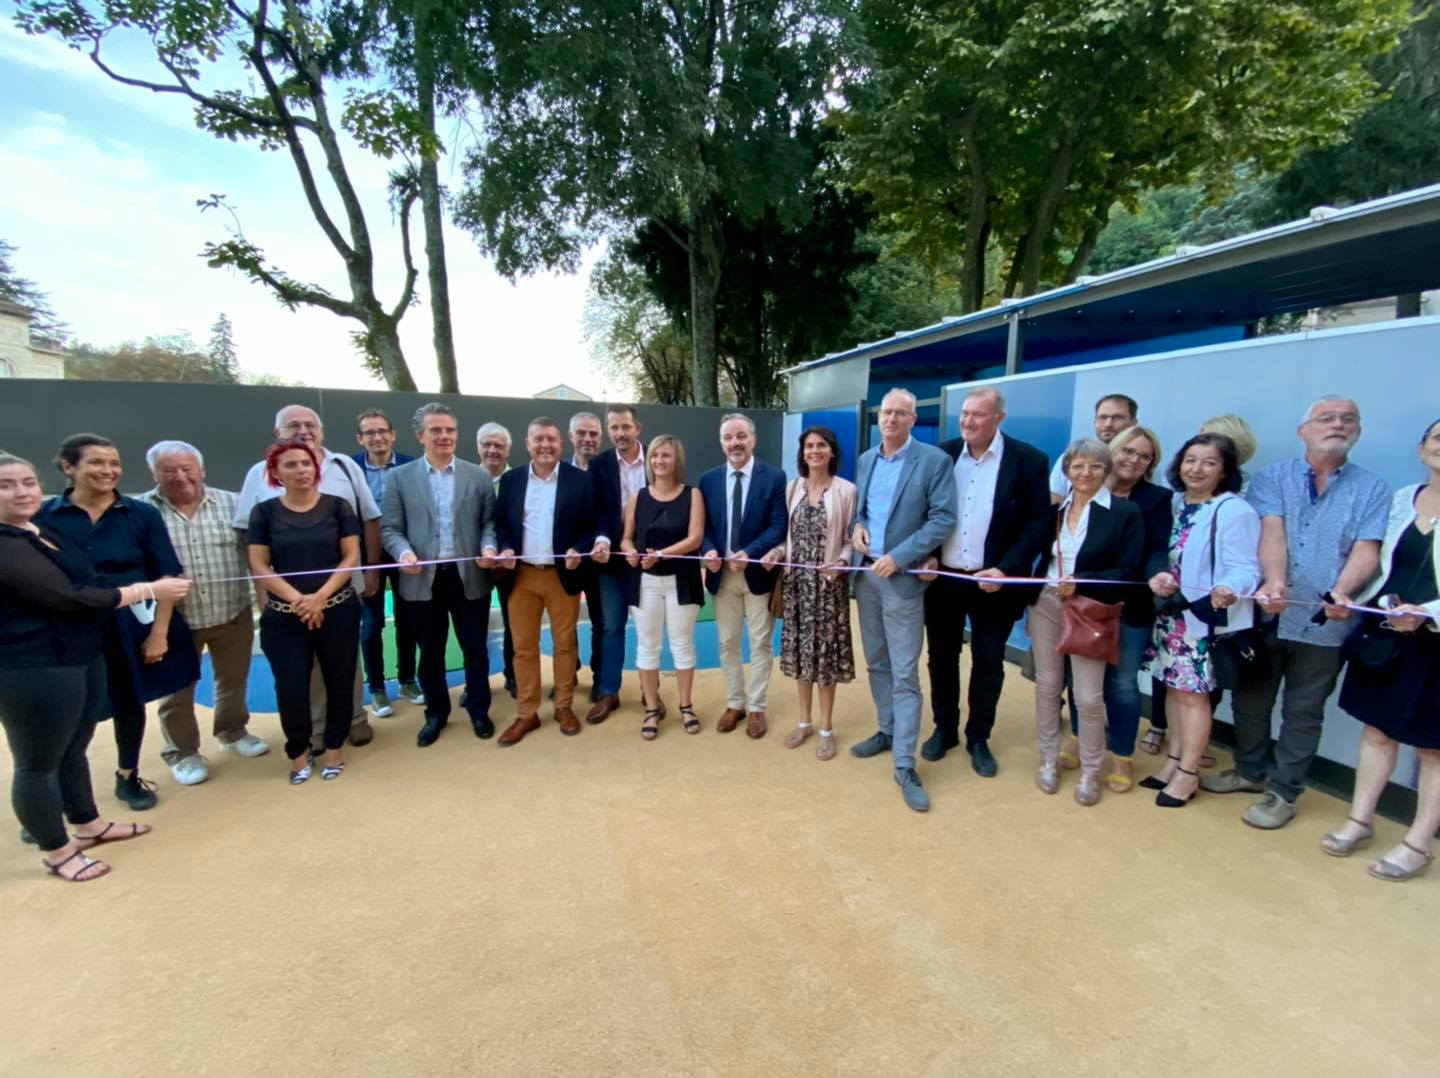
[140,440,270,786]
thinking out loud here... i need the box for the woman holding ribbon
[247,440,362,783]
[764,426,857,761]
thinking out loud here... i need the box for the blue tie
[730,470,744,553]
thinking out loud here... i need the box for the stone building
[0,298,65,379]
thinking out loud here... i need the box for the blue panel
[799,405,862,480]
[942,371,1077,464]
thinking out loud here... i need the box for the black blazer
[1118,478,1174,625]
[936,433,1052,580]
[493,461,600,596]
[1029,495,1146,625]
[588,445,644,577]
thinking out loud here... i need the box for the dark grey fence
[0,380,783,494]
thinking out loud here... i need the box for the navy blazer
[1028,495,1146,624]
[699,459,789,595]
[588,445,645,577]
[935,433,1052,578]
[349,450,416,470]
[492,461,600,596]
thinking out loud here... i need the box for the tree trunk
[368,312,417,392]
[415,15,459,394]
[688,200,722,406]
[1004,235,1027,299]
[956,106,990,314]
[1020,124,1079,297]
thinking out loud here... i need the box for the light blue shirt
[426,458,457,559]
[360,455,402,506]
[865,437,911,559]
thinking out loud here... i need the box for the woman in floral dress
[763,427,856,761]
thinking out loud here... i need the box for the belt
[266,587,355,614]
[941,564,983,574]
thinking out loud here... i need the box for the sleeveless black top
[628,486,703,606]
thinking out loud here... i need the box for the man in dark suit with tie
[484,417,606,746]
[923,386,1051,776]
[380,404,497,747]
[700,413,789,738]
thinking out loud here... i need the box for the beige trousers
[714,569,775,712]
[1028,589,1108,774]
[157,608,254,763]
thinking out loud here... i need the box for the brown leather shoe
[498,715,541,746]
[716,708,745,733]
[585,694,619,725]
[746,711,768,739]
[555,707,581,736]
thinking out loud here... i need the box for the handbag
[1204,501,1270,690]
[769,572,785,619]
[1054,514,1125,665]
[1341,620,1404,675]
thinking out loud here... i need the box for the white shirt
[521,463,561,566]
[425,459,457,559]
[596,445,647,548]
[723,456,756,560]
[941,432,1005,569]
[1047,486,1111,583]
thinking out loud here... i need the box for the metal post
[1005,313,1025,376]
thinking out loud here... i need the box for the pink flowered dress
[1146,501,1214,693]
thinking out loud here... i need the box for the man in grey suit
[382,404,498,747]
[849,388,958,812]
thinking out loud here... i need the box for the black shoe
[1140,755,1181,790]
[505,677,517,699]
[459,690,469,709]
[920,729,958,762]
[967,741,998,778]
[416,718,447,748]
[472,715,495,740]
[115,771,159,811]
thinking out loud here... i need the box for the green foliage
[583,255,695,405]
[206,312,241,383]
[0,239,67,343]
[66,335,220,383]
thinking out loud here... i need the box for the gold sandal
[1105,755,1134,793]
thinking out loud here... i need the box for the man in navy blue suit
[484,417,605,746]
[700,414,789,738]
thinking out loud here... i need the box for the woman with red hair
[246,440,362,783]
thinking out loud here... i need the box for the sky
[0,10,617,398]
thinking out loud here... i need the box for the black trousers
[261,596,361,760]
[579,582,603,681]
[496,571,516,684]
[923,573,1023,747]
[0,657,105,851]
[360,567,418,691]
[416,564,493,723]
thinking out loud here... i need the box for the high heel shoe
[1155,766,1198,808]
[1139,754,1180,791]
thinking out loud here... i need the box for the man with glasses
[1202,396,1390,830]
[352,409,421,717]
[1050,394,1139,504]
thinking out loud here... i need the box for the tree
[206,313,241,384]
[0,238,67,343]
[66,335,219,382]
[838,0,1412,310]
[18,0,429,390]
[455,0,846,405]
[583,256,694,405]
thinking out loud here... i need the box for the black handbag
[1341,621,1404,675]
[1204,501,1270,691]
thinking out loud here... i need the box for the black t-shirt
[247,494,360,595]
[0,523,120,668]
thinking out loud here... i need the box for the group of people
[0,391,1436,886]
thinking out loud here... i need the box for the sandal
[1105,755,1134,794]
[1320,816,1375,858]
[290,765,312,785]
[1368,840,1434,882]
[43,849,110,882]
[815,730,836,762]
[321,762,345,781]
[1139,754,1181,790]
[641,708,662,741]
[1155,766,1198,808]
[1059,735,1080,770]
[1139,726,1165,755]
[74,821,152,848]
[784,722,814,749]
[680,705,701,735]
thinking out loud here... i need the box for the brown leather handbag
[1053,516,1125,665]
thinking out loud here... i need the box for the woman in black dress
[1322,419,1440,882]
[247,440,362,783]
[0,453,190,882]
[37,434,199,811]
[620,435,705,740]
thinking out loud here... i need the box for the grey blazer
[381,457,497,602]
[850,439,958,598]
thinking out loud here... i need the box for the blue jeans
[360,569,416,691]
[595,571,629,697]
[1068,621,1149,756]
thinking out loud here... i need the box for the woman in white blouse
[1026,439,1143,804]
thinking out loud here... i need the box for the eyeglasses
[1308,412,1359,426]
[281,421,320,432]
[359,427,392,438]
[1115,447,1154,464]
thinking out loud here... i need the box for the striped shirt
[139,486,253,629]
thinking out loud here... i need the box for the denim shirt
[865,437,911,559]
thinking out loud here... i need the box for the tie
[730,470,744,554]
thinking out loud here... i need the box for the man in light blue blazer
[381,404,498,748]
[848,388,958,812]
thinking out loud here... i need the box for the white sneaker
[222,733,271,758]
[171,754,209,786]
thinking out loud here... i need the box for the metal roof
[784,183,1440,377]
